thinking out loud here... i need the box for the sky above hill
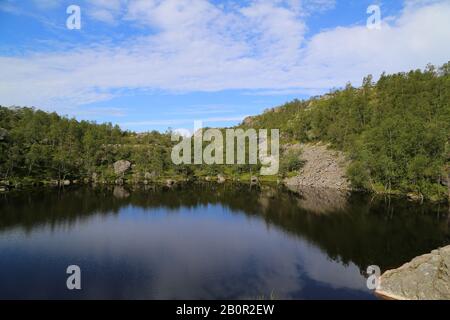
[1,0,450,132]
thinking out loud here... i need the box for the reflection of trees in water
[0,184,449,273]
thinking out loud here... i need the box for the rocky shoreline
[376,245,450,300]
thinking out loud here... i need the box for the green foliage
[279,148,304,177]
[240,62,450,200]
[1,62,449,201]
[0,107,175,182]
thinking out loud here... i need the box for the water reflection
[0,184,448,299]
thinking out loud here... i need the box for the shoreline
[1,177,449,205]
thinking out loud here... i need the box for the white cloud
[120,116,248,128]
[87,0,124,24]
[1,0,450,110]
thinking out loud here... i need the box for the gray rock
[251,176,259,184]
[376,245,450,300]
[166,179,175,187]
[217,174,226,183]
[0,187,6,192]
[113,160,132,176]
[63,180,71,186]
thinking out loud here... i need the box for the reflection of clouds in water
[3,205,368,299]
[297,242,369,292]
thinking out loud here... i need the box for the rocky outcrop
[376,245,450,300]
[113,160,131,176]
[284,143,350,191]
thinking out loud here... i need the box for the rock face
[376,245,450,300]
[284,143,350,191]
[113,160,131,176]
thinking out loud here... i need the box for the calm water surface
[0,184,449,299]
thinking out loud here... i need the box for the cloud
[0,0,450,110]
[87,0,124,24]
[120,116,248,128]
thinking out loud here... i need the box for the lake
[0,184,449,299]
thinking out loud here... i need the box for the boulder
[251,176,259,184]
[407,192,423,202]
[166,179,176,187]
[113,160,132,176]
[0,186,6,192]
[63,180,71,186]
[217,174,226,183]
[376,245,450,300]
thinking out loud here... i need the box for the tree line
[1,62,449,200]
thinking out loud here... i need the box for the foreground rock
[376,245,450,300]
[284,143,350,191]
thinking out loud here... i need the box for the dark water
[0,184,449,300]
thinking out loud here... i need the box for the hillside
[240,63,450,201]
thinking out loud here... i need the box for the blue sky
[1,0,449,132]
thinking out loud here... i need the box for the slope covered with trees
[0,107,175,183]
[242,63,450,200]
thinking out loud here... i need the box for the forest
[242,63,450,201]
[1,62,449,201]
